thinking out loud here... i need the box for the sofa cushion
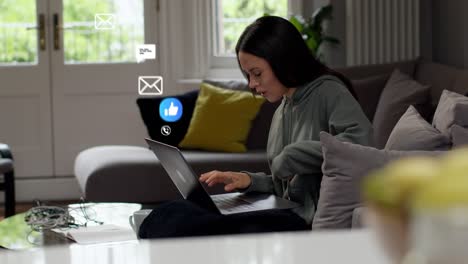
[451,125,468,147]
[372,69,431,149]
[74,146,270,202]
[136,90,199,147]
[203,80,281,150]
[179,83,265,152]
[351,74,389,122]
[203,79,280,150]
[312,132,442,230]
[432,90,468,136]
[385,106,451,151]
[451,70,468,98]
[203,79,249,92]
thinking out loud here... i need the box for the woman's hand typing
[199,171,251,192]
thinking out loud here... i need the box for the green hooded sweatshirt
[242,75,373,224]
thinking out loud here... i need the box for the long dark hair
[235,16,356,99]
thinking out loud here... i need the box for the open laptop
[145,138,300,215]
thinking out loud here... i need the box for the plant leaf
[306,37,319,54]
[289,15,304,33]
[311,4,333,27]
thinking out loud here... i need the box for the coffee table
[0,203,143,249]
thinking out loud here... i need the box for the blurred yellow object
[439,147,468,178]
[363,156,440,209]
[411,147,468,210]
[412,174,468,210]
[363,148,468,263]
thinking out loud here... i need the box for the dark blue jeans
[139,199,310,239]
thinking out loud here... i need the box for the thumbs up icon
[159,98,183,122]
[164,102,179,117]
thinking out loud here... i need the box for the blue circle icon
[159,98,183,122]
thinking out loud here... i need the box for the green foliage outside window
[0,0,297,63]
[62,0,144,64]
[0,0,37,63]
[0,0,143,64]
[219,0,287,55]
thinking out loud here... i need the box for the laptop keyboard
[212,195,256,212]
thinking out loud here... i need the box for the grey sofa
[74,58,468,205]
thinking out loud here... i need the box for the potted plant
[289,4,339,61]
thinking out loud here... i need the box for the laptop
[145,138,300,215]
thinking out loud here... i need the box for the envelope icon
[95,14,115,30]
[138,76,163,95]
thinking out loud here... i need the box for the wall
[419,0,433,61]
[431,0,468,68]
[325,0,433,68]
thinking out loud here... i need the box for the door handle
[26,14,46,51]
[53,13,60,50]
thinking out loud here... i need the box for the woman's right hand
[199,171,251,192]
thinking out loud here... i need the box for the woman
[139,16,372,238]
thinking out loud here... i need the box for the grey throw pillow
[312,132,443,230]
[351,74,389,122]
[385,106,451,151]
[372,69,431,149]
[432,89,468,135]
[451,125,468,147]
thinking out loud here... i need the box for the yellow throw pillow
[179,83,265,152]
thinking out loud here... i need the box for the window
[63,0,144,64]
[0,0,38,65]
[212,0,288,57]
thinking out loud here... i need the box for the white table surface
[0,229,390,264]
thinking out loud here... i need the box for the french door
[0,0,159,178]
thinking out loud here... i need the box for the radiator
[345,0,420,66]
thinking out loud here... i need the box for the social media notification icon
[159,98,183,122]
[136,44,156,62]
[161,125,171,136]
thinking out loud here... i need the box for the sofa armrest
[0,144,13,160]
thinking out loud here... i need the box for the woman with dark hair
[199,16,372,226]
[139,16,372,238]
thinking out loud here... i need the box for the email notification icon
[95,14,115,30]
[139,76,163,96]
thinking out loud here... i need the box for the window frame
[208,0,302,71]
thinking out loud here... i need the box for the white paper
[52,224,137,245]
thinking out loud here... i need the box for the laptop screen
[145,139,219,213]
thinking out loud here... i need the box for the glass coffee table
[0,203,144,249]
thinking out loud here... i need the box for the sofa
[74,58,468,208]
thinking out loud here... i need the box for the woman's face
[238,51,289,102]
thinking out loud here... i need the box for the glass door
[51,0,159,176]
[0,0,54,177]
